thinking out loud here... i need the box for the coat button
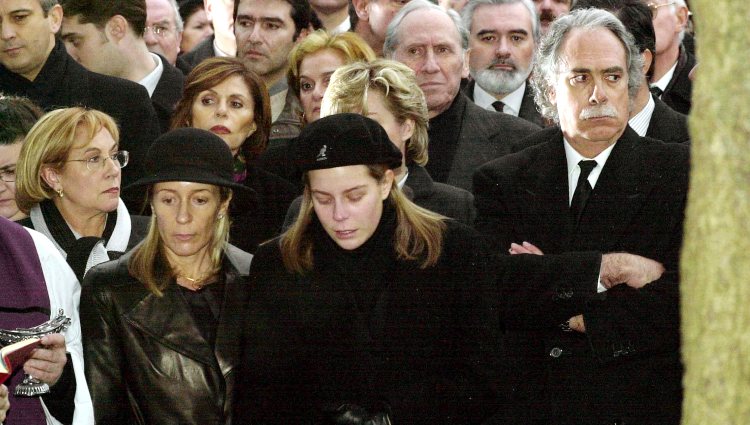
[550,347,563,358]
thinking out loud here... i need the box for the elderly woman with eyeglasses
[15,107,149,281]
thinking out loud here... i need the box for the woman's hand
[23,333,67,387]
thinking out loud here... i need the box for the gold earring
[56,188,64,198]
[217,213,224,220]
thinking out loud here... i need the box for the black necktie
[570,160,597,224]
[649,85,664,98]
[492,100,505,113]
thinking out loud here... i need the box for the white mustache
[579,105,618,120]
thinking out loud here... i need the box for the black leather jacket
[81,245,252,424]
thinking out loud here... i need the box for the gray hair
[531,8,643,122]
[166,0,184,32]
[383,0,469,58]
[461,0,541,43]
[39,0,58,13]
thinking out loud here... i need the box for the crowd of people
[0,0,695,423]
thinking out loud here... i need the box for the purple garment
[0,217,51,424]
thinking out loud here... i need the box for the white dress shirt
[137,53,164,98]
[563,139,617,293]
[472,82,526,116]
[628,93,655,137]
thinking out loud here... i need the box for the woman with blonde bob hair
[15,107,148,281]
[259,30,376,182]
[81,128,253,423]
[234,114,499,423]
[320,59,476,224]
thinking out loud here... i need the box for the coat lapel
[214,249,252,377]
[572,127,651,251]
[124,284,216,365]
[518,132,573,251]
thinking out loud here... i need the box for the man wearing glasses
[144,0,183,66]
[646,0,693,114]
[60,0,186,133]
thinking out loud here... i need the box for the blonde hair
[287,30,377,99]
[321,59,430,166]
[16,107,120,213]
[129,186,233,296]
[280,165,446,273]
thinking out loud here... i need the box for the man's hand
[23,333,67,387]
[0,384,8,422]
[567,315,586,333]
[600,253,665,289]
[509,241,544,255]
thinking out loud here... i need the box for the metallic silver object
[0,310,71,397]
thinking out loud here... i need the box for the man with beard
[533,0,572,35]
[384,0,540,191]
[462,0,544,126]
[473,8,688,424]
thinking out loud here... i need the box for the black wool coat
[233,209,502,424]
[473,126,689,424]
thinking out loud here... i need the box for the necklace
[178,272,217,291]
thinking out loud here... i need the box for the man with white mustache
[474,8,689,424]
[462,0,545,126]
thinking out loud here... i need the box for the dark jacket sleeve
[80,263,137,424]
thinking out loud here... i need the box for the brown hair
[280,164,446,273]
[171,57,272,160]
[16,107,120,213]
[128,186,233,296]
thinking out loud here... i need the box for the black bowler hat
[294,113,403,173]
[126,128,251,193]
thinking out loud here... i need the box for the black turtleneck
[426,93,467,183]
[312,201,399,316]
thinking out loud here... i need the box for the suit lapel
[573,127,651,251]
[518,132,573,251]
[124,284,216,365]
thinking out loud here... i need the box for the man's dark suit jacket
[0,41,161,199]
[152,54,185,133]
[660,45,694,115]
[179,35,214,72]
[648,95,690,143]
[426,92,540,191]
[463,79,545,127]
[474,126,689,425]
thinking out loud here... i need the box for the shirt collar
[472,81,526,116]
[330,16,351,35]
[563,137,617,203]
[137,53,163,97]
[628,93,655,137]
[652,60,677,92]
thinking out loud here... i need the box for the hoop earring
[56,188,64,198]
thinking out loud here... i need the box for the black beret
[294,113,403,173]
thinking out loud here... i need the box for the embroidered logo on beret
[316,145,328,162]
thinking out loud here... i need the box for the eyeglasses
[145,24,173,38]
[647,1,676,19]
[66,151,129,171]
[0,166,15,183]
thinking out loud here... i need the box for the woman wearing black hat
[172,57,298,253]
[81,128,253,424]
[234,114,500,424]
